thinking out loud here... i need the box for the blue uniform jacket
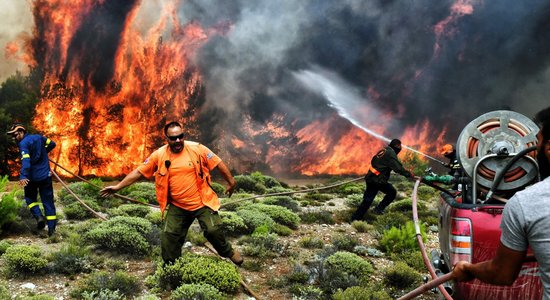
[18,134,56,181]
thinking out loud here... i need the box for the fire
[16,1,450,178]
[29,1,216,176]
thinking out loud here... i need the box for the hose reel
[456,110,539,200]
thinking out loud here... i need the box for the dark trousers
[24,176,56,231]
[161,205,233,264]
[351,181,397,220]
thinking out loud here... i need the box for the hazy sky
[0,1,32,82]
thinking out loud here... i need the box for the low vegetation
[0,171,442,299]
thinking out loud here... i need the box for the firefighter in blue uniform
[7,123,57,236]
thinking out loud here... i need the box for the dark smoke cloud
[62,0,139,92]
[180,0,550,141]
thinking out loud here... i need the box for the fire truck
[430,110,542,299]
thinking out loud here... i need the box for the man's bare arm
[215,161,236,197]
[452,242,527,285]
[100,169,143,197]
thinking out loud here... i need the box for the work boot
[48,227,55,237]
[35,215,46,230]
[229,250,244,266]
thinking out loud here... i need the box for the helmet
[440,144,454,156]
[6,123,26,135]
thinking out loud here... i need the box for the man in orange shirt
[100,122,241,265]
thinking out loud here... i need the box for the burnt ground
[1,181,441,300]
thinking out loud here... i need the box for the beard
[537,144,550,180]
[169,142,184,153]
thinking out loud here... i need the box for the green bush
[271,223,293,236]
[219,211,248,236]
[210,182,226,196]
[265,186,294,194]
[379,221,426,253]
[50,240,92,275]
[19,295,55,300]
[326,251,373,280]
[250,171,282,188]
[0,239,13,255]
[262,196,301,212]
[84,216,154,255]
[107,204,152,218]
[57,181,102,205]
[146,252,241,294]
[240,232,284,258]
[0,175,8,192]
[2,245,48,276]
[286,264,310,284]
[289,285,324,299]
[219,193,253,211]
[118,182,157,205]
[388,199,427,213]
[351,220,373,233]
[344,194,363,208]
[0,188,22,233]
[0,280,10,299]
[372,211,410,233]
[390,250,426,272]
[335,182,365,195]
[235,175,267,194]
[186,227,207,246]
[302,191,332,201]
[383,261,422,289]
[170,283,225,300]
[332,285,391,300]
[145,211,162,226]
[331,234,359,252]
[71,270,141,298]
[241,203,300,229]
[298,236,324,249]
[235,209,275,233]
[299,210,335,224]
[416,185,440,200]
[63,197,102,220]
[81,289,124,300]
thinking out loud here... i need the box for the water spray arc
[294,68,446,165]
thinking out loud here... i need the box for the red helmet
[440,144,454,156]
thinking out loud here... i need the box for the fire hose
[50,159,159,208]
[397,177,453,300]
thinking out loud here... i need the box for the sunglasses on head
[167,133,184,141]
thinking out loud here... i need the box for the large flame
[30,1,213,176]
[19,0,450,177]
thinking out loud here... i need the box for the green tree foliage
[0,72,41,177]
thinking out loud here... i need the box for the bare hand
[225,182,236,198]
[19,178,30,187]
[100,186,119,198]
[452,261,475,282]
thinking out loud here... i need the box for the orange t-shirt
[137,143,221,211]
